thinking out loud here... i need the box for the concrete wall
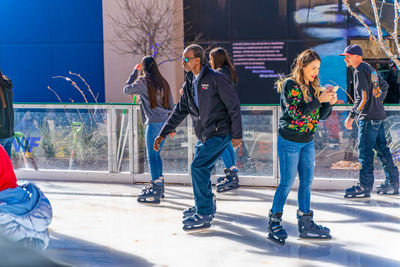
[102,0,184,104]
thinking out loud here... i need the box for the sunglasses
[182,57,197,63]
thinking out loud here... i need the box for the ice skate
[182,213,213,231]
[376,181,399,195]
[267,210,287,246]
[137,178,164,204]
[183,194,216,219]
[297,210,331,240]
[344,183,371,198]
[216,168,240,193]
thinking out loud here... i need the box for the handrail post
[187,117,193,179]
[272,106,279,186]
[128,106,134,178]
[133,106,139,175]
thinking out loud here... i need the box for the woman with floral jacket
[267,49,337,245]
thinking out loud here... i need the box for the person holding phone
[268,49,336,245]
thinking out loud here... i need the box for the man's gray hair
[185,44,205,65]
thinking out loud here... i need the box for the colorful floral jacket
[278,79,332,143]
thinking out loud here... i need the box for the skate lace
[352,184,364,193]
[379,181,391,187]
[270,221,284,233]
[221,175,237,184]
[310,220,327,231]
[141,182,159,194]
[189,213,212,222]
[184,206,196,214]
[141,184,153,194]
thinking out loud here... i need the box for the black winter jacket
[0,76,14,139]
[217,65,238,95]
[350,62,389,120]
[159,65,242,142]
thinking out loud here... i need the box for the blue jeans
[272,135,315,214]
[146,122,165,181]
[0,136,14,158]
[191,135,231,215]
[221,142,235,168]
[358,120,399,189]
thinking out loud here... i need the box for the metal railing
[12,103,400,189]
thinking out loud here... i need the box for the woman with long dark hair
[268,49,336,245]
[124,56,174,204]
[209,47,240,193]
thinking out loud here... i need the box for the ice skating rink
[38,181,400,267]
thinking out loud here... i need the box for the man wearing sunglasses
[154,44,242,230]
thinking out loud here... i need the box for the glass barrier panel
[140,114,189,175]
[12,107,108,171]
[313,109,396,179]
[212,109,274,177]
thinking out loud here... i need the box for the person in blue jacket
[0,145,52,251]
[154,44,243,230]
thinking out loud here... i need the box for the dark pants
[0,136,13,158]
[358,120,399,189]
[191,135,231,215]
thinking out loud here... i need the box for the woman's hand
[135,64,141,71]
[329,92,338,105]
[345,117,354,130]
[154,136,164,151]
[318,90,332,103]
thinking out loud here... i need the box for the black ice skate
[182,213,213,231]
[267,210,287,246]
[183,194,216,219]
[137,178,164,204]
[216,168,231,183]
[376,181,399,195]
[216,168,240,193]
[297,210,331,240]
[344,183,371,198]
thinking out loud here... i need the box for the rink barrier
[12,103,398,190]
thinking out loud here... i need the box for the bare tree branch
[343,0,400,69]
[109,0,177,59]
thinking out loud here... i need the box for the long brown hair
[209,47,238,83]
[0,70,7,108]
[275,49,322,97]
[140,56,171,109]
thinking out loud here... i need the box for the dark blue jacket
[350,62,389,120]
[217,65,238,95]
[0,76,14,139]
[159,65,242,142]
